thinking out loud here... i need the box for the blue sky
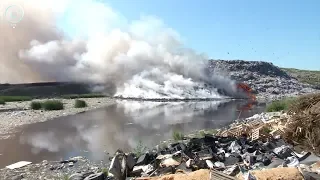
[60,0,320,70]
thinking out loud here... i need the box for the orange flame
[236,83,256,111]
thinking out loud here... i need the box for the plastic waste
[205,160,214,169]
[273,145,293,159]
[229,141,242,154]
[214,161,226,168]
[286,156,299,167]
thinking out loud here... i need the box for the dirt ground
[250,167,304,180]
[136,169,210,180]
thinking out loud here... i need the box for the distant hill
[281,68,320,88]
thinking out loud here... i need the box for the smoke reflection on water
[20,101,229,156]
[0,100,265,167]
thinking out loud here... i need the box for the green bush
[74,99,87,108]
[42,100,64,111]
[0,99,5,105]
[0,96,32,102]
[30,101,42,110]
[100,168,108,177]
[172,130,184,141]
[63,174,70,180]
[133,140,147,157]
[199,130,206,137]
[266,97,296,112]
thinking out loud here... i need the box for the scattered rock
[0,155,108,180]
[42,160,48,165]
[84,172,105,180]
[126,153,136,170]
[205,160,214,169]
[214,162,225,169]
[109,154,123,180]
[11,174,24,180]
[136,154,149,166]
[69,162,75,167]
[186,159,194,168]
[161,157,180,167]
[69,173,83,180]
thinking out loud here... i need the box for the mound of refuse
[284,93,320,153]
[209,60,316,100]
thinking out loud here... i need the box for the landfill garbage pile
[284,93,320,154]
[107,132,320,180]
[208,60,317,101]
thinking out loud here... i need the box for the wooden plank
[210,170,236,180]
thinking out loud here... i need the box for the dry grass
[283,93,320,153]
[266,97,296,112]
[282,68,320,87]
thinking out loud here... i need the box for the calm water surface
[0,100,266,168]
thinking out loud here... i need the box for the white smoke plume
[0,0,243,99]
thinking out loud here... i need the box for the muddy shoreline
[0,97,116,138]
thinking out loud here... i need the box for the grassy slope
[282,68,320,87]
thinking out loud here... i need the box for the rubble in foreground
[107,94,320,180]
[1,93,320,180]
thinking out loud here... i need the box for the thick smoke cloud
[0,0,242,99]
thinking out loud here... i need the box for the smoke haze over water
[0,0,242,99]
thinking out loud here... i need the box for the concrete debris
[84,172,105,180]
[126,153,136,170]
[210,170,236,180]
[160,157,180,167]
[1,155,111,180]
[108,134,317,179]
[206,160,214,169]
[6,161,32,170]
[11,174,24,180]
[185,159,194,168]
[109,154,124,180]
[223,165,239,176]
[214,162,226,169]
